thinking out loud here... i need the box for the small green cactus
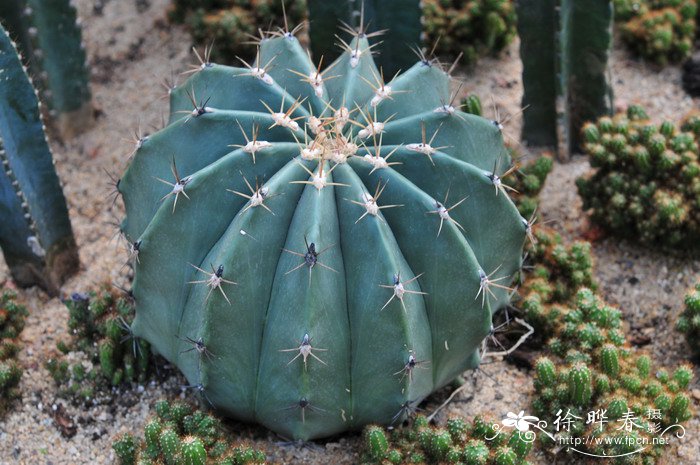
[45,287,151,402]
[422,0,517,66]
[360,415,531,465]
[112,400,267,465]
[677,280,700,358]
[0,289,27,415]
[615,0,697,64]
[577,106,700,251]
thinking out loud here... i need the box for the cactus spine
[0,0,92,138]
[0,24,79,294]
[118,20,527,439]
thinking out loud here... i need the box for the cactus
[45,286,151,402]
[113,400,266,465]
[168,0,307,65]
[422,0,517,66]
[677,280,700,359]
[614,0,697,65]
[531,288,694,464]
[0,0,92,138]
[0,24,79,294]
[360,415,532,465]
[308,0,422,77]
[117,19,527,440]
[0,289,27,414]
[517,0,614,156]
[577,105,700,251]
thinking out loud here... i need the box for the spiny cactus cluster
[45,287,150,402]
[577,105,700,251]
[677,280,700,359]
[423,0,517,66]
[113,400,266,465]
[517,227,596,343]
[615,0,698,64]
[361,415,532,465]
[533,288,694,464]
[0,289,27,414]
[168,0,307,64]
[117,15,526,439]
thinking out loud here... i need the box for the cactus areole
[119,28,526,440]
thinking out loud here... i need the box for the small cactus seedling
[615,0,697,65]
[532,289,694,463]
[360,415,532,465]
[113,400,267,465]
[45,287,151,402]
[577,105,700,252]
[517,0,614,156]
[0,24,79,294]
[422,0,517,66]
[118,17,527,440]
[0,289,27,415]
[677,280,700,359]
[0,0,92,138]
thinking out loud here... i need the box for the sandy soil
[0,1,698,464]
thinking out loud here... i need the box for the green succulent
[0,289,27,414]
[677,280,700,359]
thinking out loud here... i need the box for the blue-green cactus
[118,23,527,440]
[0,0,92,138]
[0,24,79,294]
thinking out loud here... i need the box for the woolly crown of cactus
[118,24,527,440]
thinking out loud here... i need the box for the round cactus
[118,26,526,440]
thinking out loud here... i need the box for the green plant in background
[113,400,267,465]
[308,0,422,77]
[45,287,150,402]
[677,280,700,359]
[517,227,597,342]
[360,415,533,465]
[0,289,27,414]
[532,289,693,464]
[0,24,79,295]
[577,105,700,251]
[116,16,527,439]
[517,0,614,157]
[0,0,92,139]
[422,0,517,66]
[614,0,697,65]
[169,0,307,65]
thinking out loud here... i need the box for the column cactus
[0,24,79,294]
[117,20,527,440]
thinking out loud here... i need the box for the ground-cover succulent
[677,280,700,359]
[0,289,27,414]
[113,400,266,465]
[422,0,517,66]
[533,289,693,464]
[116,19,527,440]
[577,105,700,251]
[360,415,533,465]
[45,287,150,402]
[615,0,697,65]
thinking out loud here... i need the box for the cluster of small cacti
[45,287,150,402]
[117,16,526,440]
[532,288,694,464]
[168,0,307,64]
[0,0,92,137]
[517,227,597,342]
[577,105,700,251]
[677,280,700,359]
[0,24,79,294]
[113,400,266,465]
[0,289,27,414]
[615,0,697,64]
[422,0,517,65]
[361,415,532,465]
